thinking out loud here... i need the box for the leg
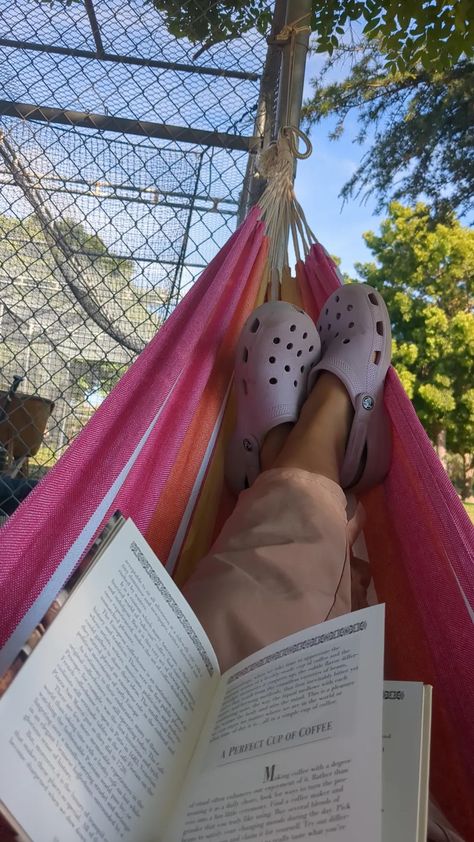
[185,284,392,672]
[183,373,355,673]
[262,373,353,482]
[185,288,465,842]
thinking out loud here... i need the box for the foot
[225,302,321,492]
[260,422,294,472]
[308,283,392,492]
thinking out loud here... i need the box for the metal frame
[0,0,259,83]
[0,101,258,153]
[0,0,312,293]
[0,2,273,366]
[0,38,259,82]
[0,0,269,372]
[0,0,310,208]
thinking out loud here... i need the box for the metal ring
[281,125,313,160]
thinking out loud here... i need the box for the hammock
[0,132,473,840]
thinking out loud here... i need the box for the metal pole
[0,38,260,82]
[167,150,205,316]
[275,0,312,138]
[255,0,289,149]
[238,0,288,220]
[83,0,105,57]
[269,0,312,269]
[238,0,312,219]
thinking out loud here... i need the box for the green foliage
[29,444,57,479]
[55,218,133,281]
[310,0,474,73]
[447,453,474,501]
[0,214,134,282]
[148,0,271,51]
[464,500,474,520]
[147,0,473,72]
[74,359,125,401]
[0,211,160,349]
[303,43,474,219]
[354,202,474,487]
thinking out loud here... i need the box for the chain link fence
[0,0,278,516]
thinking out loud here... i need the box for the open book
[0,518,431,842]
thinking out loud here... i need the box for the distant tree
[354,202,474,497]
[0,212,159,351]
[55,218,133,282]
[303,43,474,220]
[73,359,125,404]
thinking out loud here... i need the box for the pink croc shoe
[226,301,321,493]
[308,283,392,493]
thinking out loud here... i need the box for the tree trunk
[435,429,448,470]
[461,453,474,502]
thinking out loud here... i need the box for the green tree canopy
[309,0,473,72]
[149,0,272,47]
[302,44,473,219]
[151,0,473,72]
[354,202,474,494]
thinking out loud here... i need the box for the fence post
[238,0,288,220]
[239,0,312,221]
[275,0,312,139]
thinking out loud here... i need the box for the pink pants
[184,468,365,672]
[184,467,464,842]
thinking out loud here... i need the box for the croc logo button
[243,438,253,451]
[362,395,375,410]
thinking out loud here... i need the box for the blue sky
[294,52,383,278]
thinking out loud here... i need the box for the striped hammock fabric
[0,206,473,838]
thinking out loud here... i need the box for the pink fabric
[384,370,474,787]
[184,468,352,673]
[301,242,474,806]
[0,209,265,651]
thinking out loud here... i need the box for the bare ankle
[260,423,294,471]
[271,374,354,483]
[301,373,353,447]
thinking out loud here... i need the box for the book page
[164,604,385,842]
[382,681,432,842]
[0,519,220,842]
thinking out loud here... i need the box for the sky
[294,52,383,278]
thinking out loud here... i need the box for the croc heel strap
[308,284,392,493]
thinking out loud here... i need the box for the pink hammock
[0,206,473,838]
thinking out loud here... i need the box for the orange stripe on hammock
[145,239,269,567]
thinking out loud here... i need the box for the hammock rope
[257,125,317,298]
